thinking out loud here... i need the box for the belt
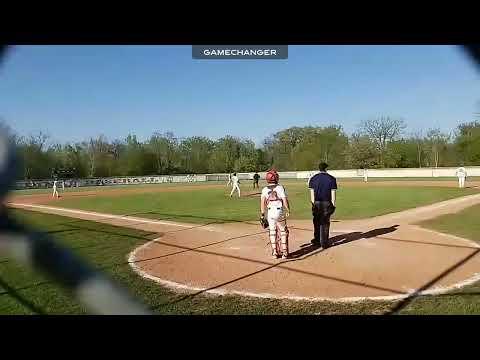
[268,207,282,210]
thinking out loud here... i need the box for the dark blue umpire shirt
[308,172,337,202]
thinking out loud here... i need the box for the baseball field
[3,178,480,315]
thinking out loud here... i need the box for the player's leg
[235,184,241,197]
[230,185,235,197]
[268,216,279,258]
[277,219,289,259]
[312,202,320,244]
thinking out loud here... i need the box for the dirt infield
[8,193,480,302]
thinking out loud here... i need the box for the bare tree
[425,129,450,168]
[411,131,425,168]
[359,116,406,167]
[85,135,110,177]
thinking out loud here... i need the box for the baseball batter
[260,169,290,259]
[52,180,59,198]
[229,172,241,197]
[456,166,467,188]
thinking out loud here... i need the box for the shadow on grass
[121,211,259,226]
[0,275,47,314]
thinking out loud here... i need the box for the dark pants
[253,181,259,188]
[312,201,336,248]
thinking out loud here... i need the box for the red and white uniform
[261,184,289,257]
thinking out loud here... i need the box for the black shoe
[321,239,330,249]
[311,239,321,246]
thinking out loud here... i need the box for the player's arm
[308,178,315,204]
[331,178,338,207]
[260,195,266,216]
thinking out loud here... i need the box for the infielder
[260,169,290,259]
[52,180,60,198]
[456,166,467,188]
[229,172,241,197]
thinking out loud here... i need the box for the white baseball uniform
[456,167,467,188]
[52,180,59,198]
[364,169,368,182]
[62,180,65,191]
[230,175,240,197]
[261,184,289,257]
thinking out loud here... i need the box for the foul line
[8,203,195,229]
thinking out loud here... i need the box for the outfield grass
[3,209,480,315]
[11,181,221,195]
[48,183,479,224]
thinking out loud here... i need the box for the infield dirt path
[7,192,480,302]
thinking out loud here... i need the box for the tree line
[4,116,480,180]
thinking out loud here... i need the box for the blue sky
[1,45,479,145]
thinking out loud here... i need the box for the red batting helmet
[265,169,279,184]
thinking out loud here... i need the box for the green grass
[47,183,479,224]
[393,205,480,315]
[12,181,223,195]
[4,209,480,315]
[418,204,480,242]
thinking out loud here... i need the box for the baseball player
[456,166,467,188]
[253,172,260,189]
[227,173,232,187]
[52,180,60,198]
[62,179,65,191]
[260,169,291,259]
[229,173,241,197]
[364,168,368,183]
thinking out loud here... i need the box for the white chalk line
[8,202,196,229]
[127,235,480,304]
[369,193,480,224]
[10,197,480,303]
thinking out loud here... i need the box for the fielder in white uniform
[456,167,467,188]
[229,173,241,197]
[260,170,291,259]
[364,168,368,183]
[52,180,59,198]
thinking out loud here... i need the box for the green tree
[455,121,480,165]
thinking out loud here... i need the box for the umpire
[308,162,337,248]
